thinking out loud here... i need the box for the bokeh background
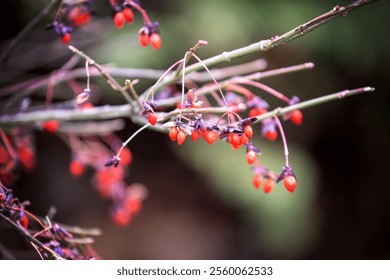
[0,0,389,259]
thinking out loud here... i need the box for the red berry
[17,146,35,171]
[203,130,219,144]
[169,127,178,141]
[177,131,186,145]
[252,174,262,189]
[62,33,71,44]
[191,131,200,142]
[284,176,297,193]
[120,147,132,166]
[69,160,85,177]
[249,108,267,118]
[123,8,134,23]
[244,125,253,139]
[139,33,149,47]
[228,133,241,146]
[240,135,249,145]
[113,11,125,29]
[42,120,59,133]
[125,197,142,215]
[263,179,274,193]
[246,150,257,165]
[147,113,157,126]
[19,215,29,229]
[290,110,303,125]
[230,143,242,150]
[150,33,161,50]
[111,207,132,227]
[70,8,91,26]
[0,146,10,165]
[264,130,277,141]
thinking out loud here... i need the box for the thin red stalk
[239,80,290,103]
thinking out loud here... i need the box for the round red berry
[290,110,303,125]
[123,7,134,23]
[125,197,142,215]
[177,131,186,145]
[113,11,125,29]
[0,146,10,165]
[147,113,157,126]
[111,207,132,227]
[69,7,91,26]
[249,108,267,118]
[252,174,262,189]
[42,120,59,133]
[17,146,35,171]
[240,135,249,145]
[244,125,253,139]
[19,215,29,229]
[61,33,71,44]
[264,130,277,141]
[203,130,219,144]
[191,131,200,142]
[169,127,178,141]
[120,147,132,166]
[150,33,161,50]
[246,150,257,165]
[69,160,85,177]
[284,176,297,193]
[139,33,149,47]
[263,179,274,193]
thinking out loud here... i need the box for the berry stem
[117,123,151,158]
[68,46,133,105]
[126,0,152,25]
[191,53,228,107]
[144,58,184,101]
[273,114,289,166]
[238,80,290,103]
[125,79,142,110]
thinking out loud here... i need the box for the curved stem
[274,114,289,166]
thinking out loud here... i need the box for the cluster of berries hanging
[107,56,303,194]
[46,0,161,49]
[0,98,146,227]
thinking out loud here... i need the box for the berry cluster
[0,182,100,259]
[0,100,146,227]
[108,50,303,195]
[46,0,161,49]
[0,128,36,185]
[46,0,94,44]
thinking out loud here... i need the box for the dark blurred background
[0,0,389,259]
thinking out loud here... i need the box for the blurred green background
[0,0,389,259]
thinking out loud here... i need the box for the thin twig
[144,0,377,95]
[0,87,374,126]
[68,45,133,105]
[0,212,64,260]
